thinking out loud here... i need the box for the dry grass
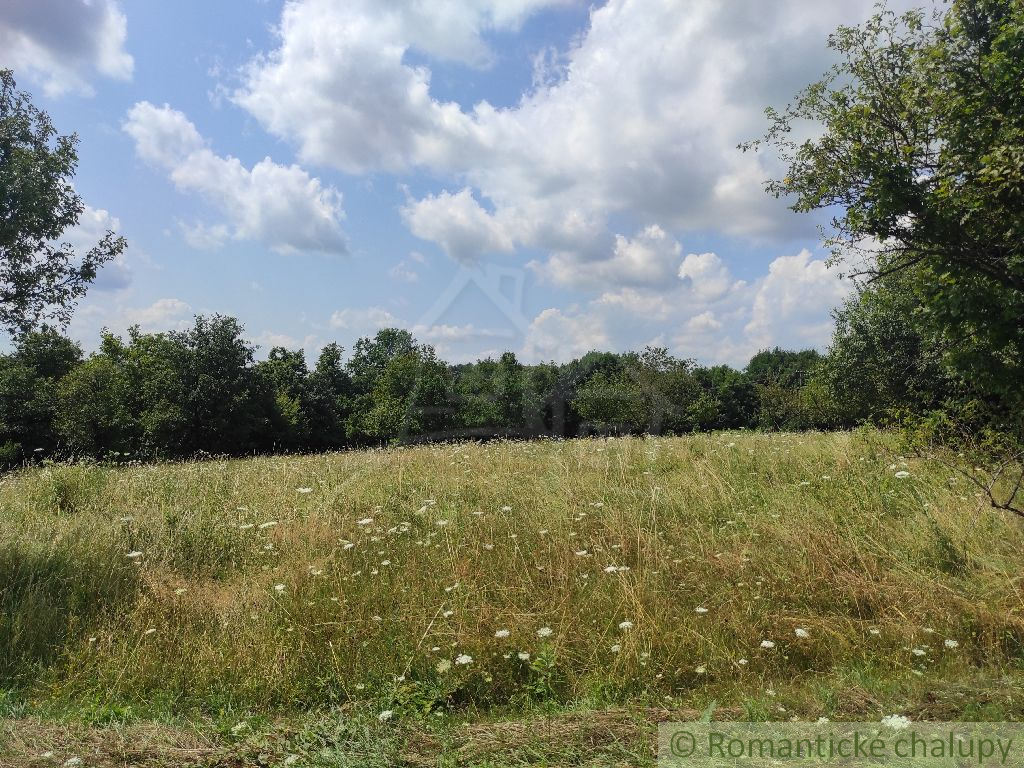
[1,429,1023,764]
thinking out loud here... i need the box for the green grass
[1,430,1023,765]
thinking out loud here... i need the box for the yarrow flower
[296,487,313,494]
[435,659,452,674]
[610,643,622,653]
[378,710,394,722]
[618,621,634,631]
[912,648,926,656]
[517,651,530,661]
[274,584,286,593]
[455,654,473,665]
[760,640,775,649]
[126,551,144,559]
[537,626,553,638]
[795,628,810,639]
[944,639,959,649]
[695,607,709,614]
[494,629,510,638]
[880,714,911,730]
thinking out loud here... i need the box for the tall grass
[1,430,1022,718]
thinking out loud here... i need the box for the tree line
[0,321,832,463]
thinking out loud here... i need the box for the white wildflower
[435,659,452,674]
[296,487,313,494]
[126,551,144,559]
[610,643,621,653]
[895,471,911,479]
[494,629,510,638]
[618,620,634,631]
[944,639,959,649]
[694,665,707,674]
[760,640,775,649]
[274,584,286,593]
[795,628,810,639]
[356,518,374,526]
[536,626,553,638]
[880,714,912,730]
[517,651,530,661]
[378,710,394,722]
[912,648,926,656]
[695,607,709,614]
[455,653,473,665]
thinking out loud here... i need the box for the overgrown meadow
[3,430,1023,734]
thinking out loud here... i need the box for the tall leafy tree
[745,0,1024,412]
[0,70,125,335]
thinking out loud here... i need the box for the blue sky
[0,0,917,366]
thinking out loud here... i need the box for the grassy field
[2,430,1024,766]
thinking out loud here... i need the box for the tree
[0,70,125,336]
[0,329,82,462]
[821,269,955,425]
[745,0,1024,413]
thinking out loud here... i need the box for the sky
[0,0,919,367]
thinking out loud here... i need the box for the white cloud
[521,307,611,362]
[402,189,513,263]
[532,225,682,289]
[744,249,852,349]
[329,307,402,331]
[519,248,849,366]
[388,251,428,283]
[235,0,917,273]
[123,102,347,255]
[0,0,133,96]
[122,298,192,331]
[677,252,741,303]
[685,311,723,335]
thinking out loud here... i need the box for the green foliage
[747,0,1024,419]
[0,316,846,462]
[0,70,126,336]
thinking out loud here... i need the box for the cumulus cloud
[235,0,917,271]
[532,225,682,290]
[0,0,132,96]
[402,189,513,263]
[521,307,612,362]
[518,248,849,366]
[123,102,347,255]
[744,249,852,350]
[122,298,192,331]
[329,307,402,331]
[677,252,741,303]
